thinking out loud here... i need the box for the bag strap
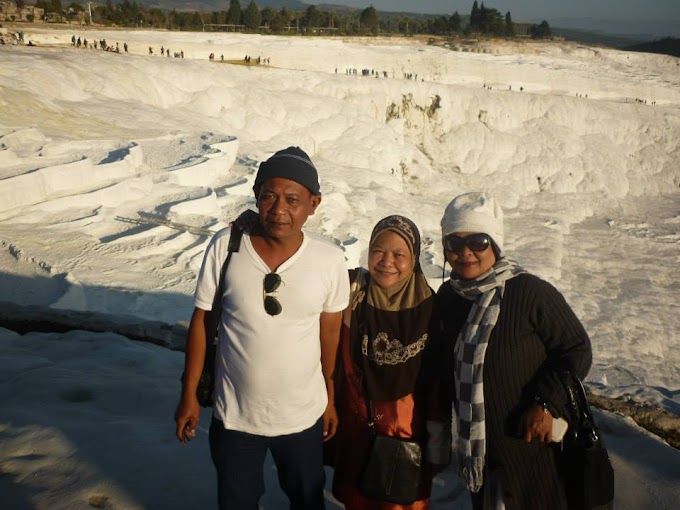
[561,371,599,445]
[216,227,243,297]
[571,373,599,444]
[354,288,377,433]
[360,338,377,432]
[206,227,244,342]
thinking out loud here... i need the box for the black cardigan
[436,272,592,510]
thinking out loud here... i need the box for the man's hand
[174,394,200,444]
[518,402,554,443]
[319,310,342,443]
[175,307,208,444]
[322,402,338,442]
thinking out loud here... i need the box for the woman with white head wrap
[437,192,592,510]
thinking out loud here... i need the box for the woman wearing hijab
[436,192,592,510]
[328,215,451,510]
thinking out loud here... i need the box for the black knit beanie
[253,146,321,196]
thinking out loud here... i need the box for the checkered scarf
[449,258,525,492]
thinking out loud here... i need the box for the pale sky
[326,1,680,22]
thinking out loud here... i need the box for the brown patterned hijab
[351,215,435,401]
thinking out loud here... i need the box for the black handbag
[358,394,423,504]
[181,227,242,407]
[559,371,615,510]
[359,432,423,505]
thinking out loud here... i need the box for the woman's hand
[518,402,554,443]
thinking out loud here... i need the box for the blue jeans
[209,417,326,510]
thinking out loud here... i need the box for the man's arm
[319,310,342,442]
[174,307,208,443]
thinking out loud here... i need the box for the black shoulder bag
[182,227,243,407]
[358,396,423,505]
[356,296,423,505]
[558,371,615,510]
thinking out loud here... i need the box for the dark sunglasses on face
[444,233,492,253]
[263,272,282,316]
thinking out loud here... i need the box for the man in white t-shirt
[175,146,349,510]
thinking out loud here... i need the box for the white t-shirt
[194,227,350,436]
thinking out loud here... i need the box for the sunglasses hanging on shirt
[263,272,283,316]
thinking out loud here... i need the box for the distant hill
[551,27,642,49]
[144,0,450,25]
[145,0,310,13]
[623,37,680,58]
[140,0,453,18]
[545,17,680,40]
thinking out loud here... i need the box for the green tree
[505,11,515,36]
[320,10,338,29]
[103,0,114,21]
[485,7,505,35]
[303,5,321,29]
[166,8,177,29]
[272,7,291,32]
[51,0,63,14]
[147,7,165,28]
[175,11,189,30]
[470,1,480,29]
[226,0,241,25]
[430,16,448,35]
[469,2,504,36]
[243,1,260,31]
[118,0,141,25]
[16,0,26,9]
[398,17,411,35]
[191,11,203,29]
[359,5,379,33]
[261,6,276,28]
[449,11,461,33]
[530,20,551,39]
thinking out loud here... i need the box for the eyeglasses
[444,233,492,253]
[263,272,282,316]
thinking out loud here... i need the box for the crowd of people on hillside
[206,54,272,64]
[630,97,656,105]
[341,68,424,81]
[67,35,188,58]
[70,34,127,53]
[11,33,659,106]
[150,45,184,58]
[242,55,270,64]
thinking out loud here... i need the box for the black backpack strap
[214,226,243,309]
[227,225,244,254]
[204,227,244,342]
[216,226,243,290]
[192,226,245,406]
